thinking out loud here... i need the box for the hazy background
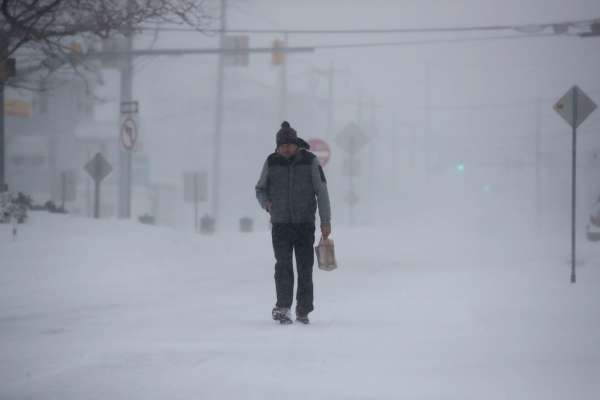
[6,0,600,242]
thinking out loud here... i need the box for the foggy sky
[82,0,600,230]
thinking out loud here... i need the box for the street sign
[5,87,33,117]
[120,117,138,151]
[223,35,250,67]
[84,153,112,219]
[554,86,597,128]
[84,153,112,183]
[552,85,597,284]
[4,99,32,118]
[120,101,139,114]
[307,138,331,166]
[336,123,369,155]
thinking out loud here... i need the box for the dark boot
[272,307,293,324]
[295,308,310,324]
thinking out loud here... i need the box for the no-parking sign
[307,138,331,166]
[121,117,138,151]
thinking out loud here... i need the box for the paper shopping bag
[315,237,337,271]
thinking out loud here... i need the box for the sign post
[119,101,138,219]
[84,153,113,219]
[336,123,368,226]
[553,86,597,283]
[184,171,208,232]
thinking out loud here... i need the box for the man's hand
[265,201,272,213]
[321,223,331,239]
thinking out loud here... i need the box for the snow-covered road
[1,213,599,399]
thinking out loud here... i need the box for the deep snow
[1,212,599,399]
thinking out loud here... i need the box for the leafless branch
[1,0,215,87]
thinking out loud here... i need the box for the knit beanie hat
[276,121,298,147]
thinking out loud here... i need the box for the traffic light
[456,162,465,173]
[272,39,285,65]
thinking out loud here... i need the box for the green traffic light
[456,163,465,173]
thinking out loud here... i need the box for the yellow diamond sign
[554,86,597,129]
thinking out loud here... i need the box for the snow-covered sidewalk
[1,212,599,399]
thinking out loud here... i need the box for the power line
[138,17,598,35]
[97,32,571,62]
[89,45,315,58]
[312,32,568,50]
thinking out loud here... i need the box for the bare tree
[0,0,216,85]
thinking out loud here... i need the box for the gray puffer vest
[256,149,331,225]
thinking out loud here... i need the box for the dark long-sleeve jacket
[255,149,331,225]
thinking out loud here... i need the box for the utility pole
[357,89,364,125]
[60,171,66,209]
[0,78,5,192]
[311,63,341,138]
[327,62,335,137]
[535,97,542,233]
[279,33,288,122]
[118,0,134,219]
[424,61,431,181]
[211,0,227,227]
[368,97,377,224]
[0,36,8,192]
[356,89,365,225]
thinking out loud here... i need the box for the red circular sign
[307,138,331,166]
[120,117,138,151]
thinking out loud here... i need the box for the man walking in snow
[256,121,332,324]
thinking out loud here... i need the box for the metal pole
[357,89,363,125]
[86,150,92,217]
[368,97,376,224]
[571,89,578,284]
[211,0,226,227]
[279,33,288,122]
[194,172,199,232]
[0,36,7,192]
[349,134,356,227]
[349,171,355,227]
[328,62,334,137]
[118,0,134,219]
[94,180,100,219]
[61,171,66,209]
[392,116,399,194]
[535,98,542,233]
[0,81,5,192]
[425,61,431,181]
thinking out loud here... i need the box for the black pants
[271,223,315,314]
